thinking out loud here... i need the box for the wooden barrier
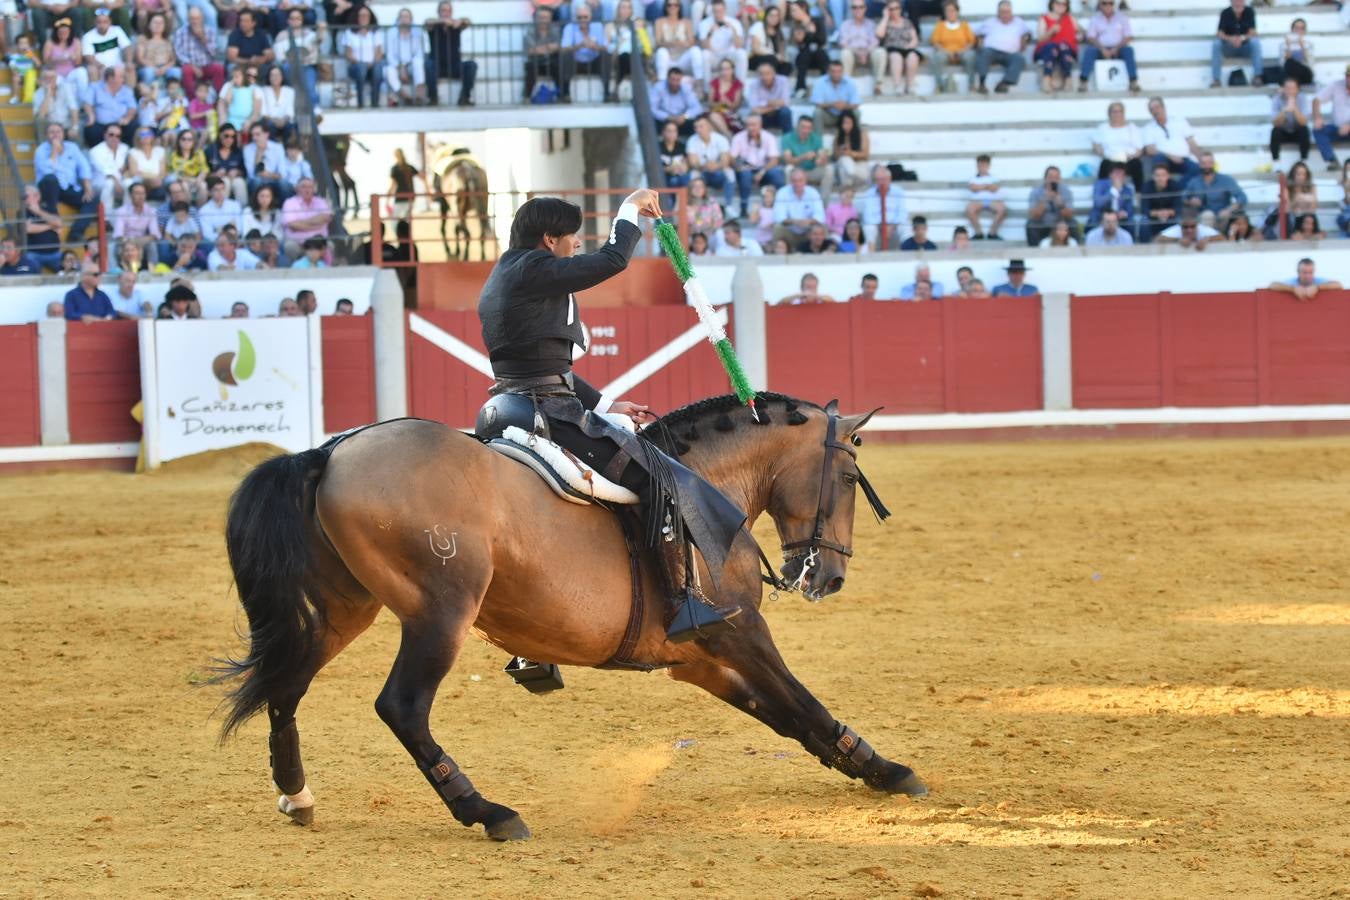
[66,320,141,443]
[0,324,41,447]
[320,315,376,433]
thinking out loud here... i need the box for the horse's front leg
[668,604,927,797]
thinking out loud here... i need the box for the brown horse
[216,394,927,841]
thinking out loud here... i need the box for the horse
[431,147,494,261]
[215,393,928,841]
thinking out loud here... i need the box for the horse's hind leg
[269,598,381,825]
[669,605,927,797]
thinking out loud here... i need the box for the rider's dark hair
[510,197,584,250]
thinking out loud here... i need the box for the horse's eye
[850,434,862,447]
[841,473,857,486]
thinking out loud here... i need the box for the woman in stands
[1290,213,1324,241]
[1284,160,1318,220]
[242,184,282,238]
[1225,212,1261,244]
[750,182,777,247]
[606,0,648,99]
[876,0,921,96]
[42,18,81,82]
[168,128,208,203]
[747,4,791,76]
[342,5,385,109]
[324,0,368,48]
[837,217,868,253]
[930,1,976,94]
[136,12,180,88]
[259,65,297,142]
[1039,219,1079,247]
[686,175,725,237]
[126,126,168,201]
[206,123,249,205]
[707,58,744,137]
[1281,17,1314,87]
[831,110,870,191]
[654,0,706,88]
[1034,0,1077,94]
[788,0,829,97]
[1092,100,1144,190]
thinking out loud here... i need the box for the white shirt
[111,287,146,318]
[1159,221,1220,240]
[89,141,128,180]
[385,26,428,64]
[1094,121,1142,162]
[259,85,295,122]
[197,198,243,242]
[241,209,281,238]
[81,26,131,68]
[714,236,764,256]
[342,29,381,64]
[208,246,262,271]
[967,172,1003,202]
[975,16,1031,54]
[697,17,744,55]
[1038,235,1080,247]
[685,132,731,167]
[1141,115,1195,160]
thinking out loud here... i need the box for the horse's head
[767,400,889,601]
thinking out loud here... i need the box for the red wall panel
[766,303,856,409]
[66,320,141,443]
[1167,293,1259,407]
[320,315,376,433]
[408,310,495,427]
[947,296,1043,412]
[849,301,944,413]
[0,324,41,447]
[1071,294,1163,408]
[1262,292,1350,404]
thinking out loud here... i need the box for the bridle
[759,402,891,597]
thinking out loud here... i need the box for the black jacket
[478,218,641,390]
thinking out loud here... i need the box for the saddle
[486,426,640,507]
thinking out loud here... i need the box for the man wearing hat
[1311,65,1350,171]
[992,260,1038,296]
[161,283,201,320]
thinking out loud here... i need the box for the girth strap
[598,514,654,671]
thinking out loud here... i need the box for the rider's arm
[519,208,643,296]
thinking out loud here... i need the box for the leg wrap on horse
[268,718,307,796]
[420,752,478,818]
[806,722,876,779]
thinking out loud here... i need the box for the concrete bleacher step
[867,122,1274,157]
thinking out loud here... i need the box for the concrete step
[870,181,1339,214]
[886,148,1295,182]
[854,90,1273,128]
[866,122,1277,157]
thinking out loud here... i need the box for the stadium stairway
[0,64,37,187]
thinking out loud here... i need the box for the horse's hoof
[890,772,929,798]
[277,789,315,825]
[485,814,531,842]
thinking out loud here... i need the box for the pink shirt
[281,194,332,240]
[825,200,858,237]
[729,129,780,169]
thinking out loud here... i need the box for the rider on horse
[475,188,746,643]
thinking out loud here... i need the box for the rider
[476,189,746,644]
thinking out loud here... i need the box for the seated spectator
[199,176,244,243]
[1313,66,1350,172]
[714,219,764,256]
[343,6,384,108]
[1182,152,1246,231]
[686,115,734,206]
[788,1,830,99]
[135,12,179,88]
[1093,100,1144,189]
[64,262,116,321]
[831,111,871,193]
[849,272,882,302]
[278,142,313,190]
[900,214,936,250]
[127,126,167,200]
[244,123,288,199]
[242,183,282,238]
[523,6,563,102]
[46,301,66,318]
[1142,97,1203,180]
[1281,159,1319,231]
[334,298,355,315]
[173,7,225,97]
[209,228,262,271]
[810,61,860,132]
[729,114,784,215]
[1225,212,1261,243]
[107,238,147,275]
[385,8,429,106]
[838,218,869,253]
[82,9,133,70]
[161,200,200,259]
[974,1,1031,95]
[605,0,644,101]
[781,114,832,198]
[1289,212,1324,242]
[280,176,333,260]
[859,163,905,250]
[1139,161,1181,242]
[839,0,884,87]
[1281,17,1312,87]
[227,9,275,70]
[88,123,129,211]
[653,2,706,88]
[230,301,251,318]
[1211,0,1262,90]
[1084,208,1133,245]
[0,239,41,276]
[778,271,836,305]
[258,65,296,140]
[658,119,691,191]
[291,235,330,268]
[797,222,836,254]
[111,269,150,318]
[689,232,712,256]
[1270,77,1311,163]
[1268,257,1342,301]
[686,176,725,238]
[275,8,323,111]
[950,226,971,250]
[20,185,66,272]
[706,59,744,137]
[1034,0,1077,94]
[746,4,790,77]
[1090,162,1136,228]
[900,263,944,299]
[297,290,318,315]
[161,283,200,320]
[955,265,974,293]
[650,67,703,137]
[33,67,79,139]
[1039,219,1079,248]
[699,0,747,83]
[876,0,921,96]
[217,66,261,138]
[965,153,1007,239]
[1025,165,1077,246]
[992,259,1037,296]
[1079,0,1138,94]
[746,61,792,134]
[113,181,162,266]
[930,1,977,94]
[962,278,991,298]
[167,232,209,271]
[749,183,777,246]
[41,18,83,88]
[278,296,303,316]
[560,2,613,103]
[58,251,80,275]
[772,166,826,245]
[1157,215,1223,249]
[825,186,858,239]
[82,64,136,147]
[255,231,289,268]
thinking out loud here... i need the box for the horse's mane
[643,392,814,456]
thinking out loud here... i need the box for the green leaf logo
[211,331,259,385]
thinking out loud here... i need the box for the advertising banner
[141,318,321,466]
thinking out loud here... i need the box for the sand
[1,437,1347,898]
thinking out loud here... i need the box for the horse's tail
[215,447,331,740]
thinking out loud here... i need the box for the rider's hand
[625,188,663,219]
[609,400,655,424]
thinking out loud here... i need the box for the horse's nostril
[827,577,844,594]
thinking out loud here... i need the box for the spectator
[1025,164,1078,246]
[1034,0,1077,94]
[930,1,976,94]
[279,141,313,188]
[653,1,705,85]
[209,229,261,271]
[778,272,836,304]
[876,0,921,96]
[1268,257,1341,301]
[230,301,251,318]
[82,8,132,69]
[88,122,129,210]
[1157,215,1223,249]
[1312,66,1350,172]
[198,174,244,243]
[113,181,161,265]
[605,0,644,100]
[107,238,146,274]
[272,0,318,35]
[1282,159,1318,227]
[33,66,80,138]
[699,0,747,82]
[1182,151,1246,231]
[42,18,83,84]
[276,8,323,111]
[962,278,991,299]
[0,239,41,276]
[1139,161,1181,242]
[839,0,883,85]
[522,7,562,103]
[772,166,826,245]
[173,6,225,96]
[278,296,303,316]
[1084,208,1133,245]
[689,231,712,256]
[344,7,384,108]
[974,0,1030,95]
[135,12,178,88]
[849,272,881,302]
[1337,160,1350,236]
[64,263,116,321]
[965,153,1007,239]
[162,200,200,258]
[34,123,97,242]
[950,225,971,250]
[242,183,282,238]
[1141,98,1202,184]
[21,184,66,272]
[110,269,150,318]
[280,176,333,260]
[749,183,777,246]
[162,283,200,319]
[1079,0,1137,94]
[5,32,36,107]
[168,232,209,271]
[244,122,287,198]
[157,176,194,230]
[900,214,936,250]
[217,65,261,136]
[1281,17,1312,88]
[46,301,66,317]
[788,1,830,98]
[259,65,296,140]
[686,176,725,237]
[714,219,763,256]
[255,231,288,269]
[127,125,167,199]
[650,67,703,137]
[58,251,80,275]
[1211,0,1262,90]
[559,2,613,102]
[859,163,905,250]
[1289,212,1324,242]
[1092,100,1144,188]
[810,60,859,132]
[1225,212,1261,244]
[227,9,274,70]
[290,235,329,268]
[746,61,792,133]
[164,128,206,203]
[838,218,868,253]
[780,114,831,198]
[1090,162,1135,229]
[1039,219,1078,247]
[831,110,871,193]
[186,79,213,134]
[706,58,744,137]
[297,289,318,315]
[334,298,355,315]
[1270,77,1311,163]
[82,64,136,147]
[899,263,943,299]
[323,0,364,33]
[748,4,791,76]
[797,222,835,254]
[383,8,428,106]
[658,119,691,190]
[825,186,859,238]
[954,265,973,293]
[206,124,249,206]
[729,113,784,215]
[686,114,735,206]
[992,259,1037,296]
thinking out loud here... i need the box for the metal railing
[0,123,24,249]
[284,32,349,260]
[627,21,665,191]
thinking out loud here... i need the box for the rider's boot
[665,541,736,644]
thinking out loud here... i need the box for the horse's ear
[824,399,840,416]
[838,407,882,436]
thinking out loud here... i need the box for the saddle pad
[489,426,640,505]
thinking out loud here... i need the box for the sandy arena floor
[1,436,1347,898]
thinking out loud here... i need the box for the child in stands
[7,32,40,105]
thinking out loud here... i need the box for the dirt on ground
[1,436,1348,898]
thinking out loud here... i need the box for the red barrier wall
[0,324,41,447]
[320,315,376,433]
[1072,291,1350,408]
[66,320,141,443]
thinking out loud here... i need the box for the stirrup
[666,590,736,644]
[503,656,566,693]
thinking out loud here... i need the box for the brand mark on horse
[424,525,458,565]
